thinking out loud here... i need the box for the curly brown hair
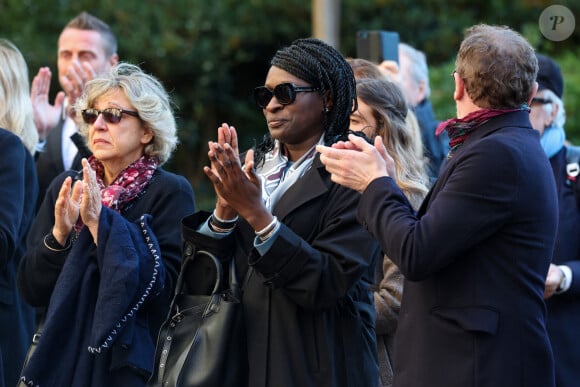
[456,24,537,109]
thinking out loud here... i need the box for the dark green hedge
[2,0,578,208]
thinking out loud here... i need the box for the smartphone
[356,30,399,64]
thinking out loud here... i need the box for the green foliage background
[1,0,578,208]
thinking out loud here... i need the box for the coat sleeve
[563,260,580,295]
[248,182,381,310]
[358,140,522,281]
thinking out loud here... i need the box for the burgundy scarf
[74,155,159,233]
[436,106,529,157]
[89,154,159,211]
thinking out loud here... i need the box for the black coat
[182,155,381,387]
[0,129,37,387]
[358,111,558,387]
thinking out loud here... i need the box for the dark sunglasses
[531,97,553,105]
[253,82,319,109]
[81,107,140,124]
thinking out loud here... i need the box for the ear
[548,101,559,126]
[417,79,427,101]
[141,128,154,144]
[527,82,539,105]
[109,53,119,67]
[550,102,559,120]
[453,72,464,102]
[324,90,333,111]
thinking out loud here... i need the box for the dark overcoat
[182,155,381,387]
[358,111,558,387]
[0,128,37,387]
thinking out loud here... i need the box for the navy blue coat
[545,147,580,387]
[18,168,195,386]
[0,128,37,387]
[358,111,558,387]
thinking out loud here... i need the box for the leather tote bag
[17,314,44,387]
[147,248,247,387]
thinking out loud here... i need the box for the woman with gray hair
[18,62,196,386]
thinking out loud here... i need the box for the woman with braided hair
[182,38,381,386]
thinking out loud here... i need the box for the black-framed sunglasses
[531,97,553,105]
[81,107,140,124]
[253,82,319,109]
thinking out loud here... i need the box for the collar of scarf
[89,154,159,212]
[257,136,321,210]
[435,106,529,156]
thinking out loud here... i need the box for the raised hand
[204,139,269,229]
[31,67,65,140]
[317,134,391,193]
[79,158,102,244]
[53,175,82,245]
[378,60,401,84]
[59,60,97,107]
[217,122,239,156]
[211,123,242,221]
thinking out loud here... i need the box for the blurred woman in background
[0,38,39,387]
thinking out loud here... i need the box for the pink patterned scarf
[89,155,159,212]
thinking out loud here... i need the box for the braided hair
[253,38,357,166]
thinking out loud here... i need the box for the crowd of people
[0,10,577,387]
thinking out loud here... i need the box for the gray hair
[538,89,566,129]
[75,62,177,165]
[399,43,431,98]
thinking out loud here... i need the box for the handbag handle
[175,243,238,298]
[154,249,237,386]
[153,249,243,387]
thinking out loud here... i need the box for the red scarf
[436,107,528,157]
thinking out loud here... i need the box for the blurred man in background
[32,12,118,210]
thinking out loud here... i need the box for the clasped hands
[316,134,395,193]
[203,123,273,231]
[53,158,102,246]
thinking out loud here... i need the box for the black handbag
[17,313,44,387]
[147,247,248,387]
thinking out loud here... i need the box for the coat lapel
[271,155,330,220]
